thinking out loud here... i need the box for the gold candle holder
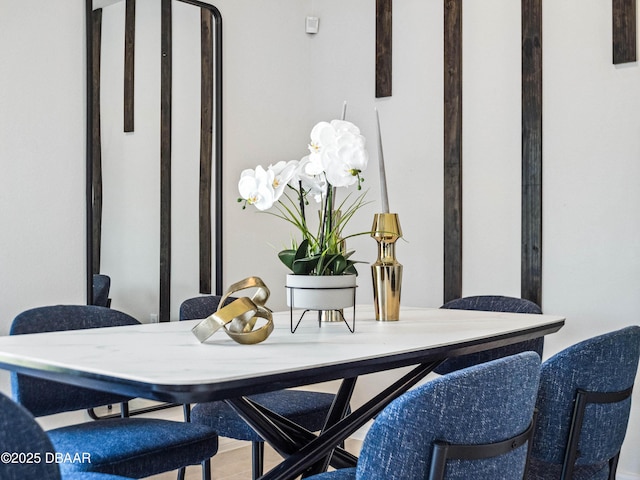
[371,213,403,321]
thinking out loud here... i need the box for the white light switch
[306,16,319,34]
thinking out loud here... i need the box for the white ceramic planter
[285,274,357,310]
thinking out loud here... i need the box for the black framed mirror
[86,0,223,322]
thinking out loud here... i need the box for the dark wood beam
[199,8,213,294]
[91,8,103,275]
[376,0,392,98]
[613,0,637,64]
[124,0,136,132]
[521,0,543,306]
[443,0,463,303]
[160,0,172,322]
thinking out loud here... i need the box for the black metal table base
[226,360,443,480]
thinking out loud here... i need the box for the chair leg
[202,458,211,480]
[177,467,186,480]
[608,453,620,480]
[252,441,264,480]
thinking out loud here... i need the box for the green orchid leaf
[278,249,297,270]
[295,239,309,260]
[292,254,320,275]
[344,263,358,276]
[342,250,356,260]
[330,255,348,275]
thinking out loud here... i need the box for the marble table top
[0,305,564,403]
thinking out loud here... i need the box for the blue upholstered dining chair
[526,325,640,480]
[436,295,543,375]
[0,390,135,480]
[10,305,218,480]
[180,295,340,480]
[306,351,542,480]
[91,274,111,307]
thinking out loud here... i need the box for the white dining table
[0,305,565,479]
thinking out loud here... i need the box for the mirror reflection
[88,0,223,322]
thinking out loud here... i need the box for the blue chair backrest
[92,274,111,307]
[356,352,541,480]
[532,325,640,467]
[441,295,542,315]
[10,305,140,417]
[0,391,61,480]
[436,295,543,375]
[179,295,235,320]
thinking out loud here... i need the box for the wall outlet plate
[306,16,319,34]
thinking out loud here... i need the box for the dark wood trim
[376,0,392,98]
[91,8,103,276]
[124,0,136,132]
[443,0,463,303]
[613,0,637,64]
[86,0,95,304]
[521,0,543,306]
[160,0,172,322]
[199,9,213,294]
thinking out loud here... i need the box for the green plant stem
[319,182,334,255]
[298,181,306,223]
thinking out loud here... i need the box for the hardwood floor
[146,440,362,480]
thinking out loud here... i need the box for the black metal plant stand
[287,285,357,334]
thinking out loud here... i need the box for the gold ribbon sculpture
[191,277,274,345]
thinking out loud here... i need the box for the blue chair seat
[49,418,217,478]
[191,390,337,441]
[0,390,136,480]
[10,305,217,480]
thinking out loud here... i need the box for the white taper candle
[375,108,390,213]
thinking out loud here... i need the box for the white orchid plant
[238,119,370,276]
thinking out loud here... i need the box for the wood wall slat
[521,0,543,306]
[160,0,172,322]
[124,0,135,132]
[91,8,103,275]
[376,0,392,98]
[443,0,463,303]
[613,0,637,64]
[199,9,213,294]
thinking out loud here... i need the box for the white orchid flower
[238,117,369,276]
[293,156,325,203]
[330,119,362,136]
[308,121,336,154]
[305,120,368,188]
[238,165,275,211]
[268,160,298,202]
[323,143,368,187]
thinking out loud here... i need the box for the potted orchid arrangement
[238,119,369,309]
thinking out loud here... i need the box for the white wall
[1,0,639,476]
[0,1,87,329]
